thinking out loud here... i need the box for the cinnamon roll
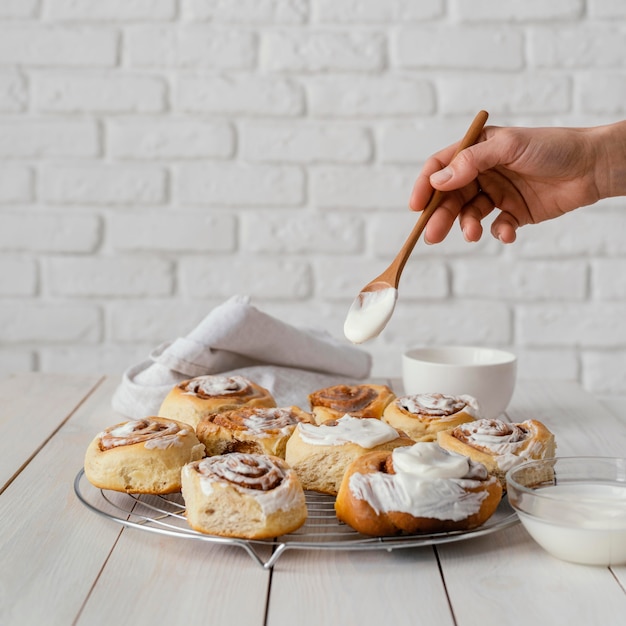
[284,414,413,495]
[335,442,502,536]
[437,418,557,489]
[158,375,276,429]
[382,393,478,442]
[84,417,204,494]
[308,383,396,424]
[181,453,307,539]
[195,405,316,458]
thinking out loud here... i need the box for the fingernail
[430,167,453,185]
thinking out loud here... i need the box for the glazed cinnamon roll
[195,405,316,458]
[181,453,307,539]
[84,417,204,494]
[284,414,413,495]
[437,418,557,489]
[335,442,502,536]
[158,375,276,429]
[382,393,478,442]
[308,383,396,424]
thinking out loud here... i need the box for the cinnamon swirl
[284,414,413,495]
[308,383,396,424]
[181,453,307,539]
[158,375,276,429]
[437,418,557,489]
[335,442,502,536]
[195,405,316,458]
[382,393,478,442]
[84,417,204,494]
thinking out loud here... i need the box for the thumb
[429,135,509,190]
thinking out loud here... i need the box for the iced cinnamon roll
[158,374,276,429]
[284,414,413,495]
[335,442,502,536]
[382,393,478,442]
[308,383,396,424]
[437,418,557,489]
[195,405,315,458]
[181,453,307,539]
[84,417,204,494]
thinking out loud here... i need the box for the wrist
[592,121,626,200]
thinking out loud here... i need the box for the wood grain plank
[267,547,455,626]
[76,531,270,626]
[438,380,626,626]
[0,373,102,492]
[0,377,128,626]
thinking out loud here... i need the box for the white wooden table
[1,373,625,626]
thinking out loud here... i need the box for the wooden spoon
[344,110,489,344]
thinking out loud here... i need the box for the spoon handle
[384,110,489,288]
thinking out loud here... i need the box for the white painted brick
[314,256,448,301]
[261,31,385,72]
[126,26,256,69]
[578,73,626,115]
[313,0,443,22]
[108,212,237,252]
[0,27,118,67]
[0,257,37,296]
[393,26,523,70]
[0,0,39,18]
[107,119,233,159]
[529,26,626,68]
[40,164,167,205]
[44,256,174,297]
[310,165,417,209]
[582,350,626,395]
[240,212,364,254]
[0,119,99,157]
[366,211,501,258]
[240,122,371,163]
[450,0,584,21]
[39,345,153,376]
[178,256,313,299]
[439,73,571,115]
[176,163,304,206]
[515,349,580,381]
[513,207,626,257]
[183,0,308,22]
[44,0,177,20]
[0,72,27,112]
[0,166,33,203]
[0,302,101,343]
[453,259,588,300]
[384,300,512,346]
[0,348,34,374]
[591,259,626,300]
[0,212,100,252]
[108,300,216,342]
[379,118,476,163]
[175,74,303,116]
[33,73,166,113]
[517,303,626,347]
[307,76,434,117]
[588,0,626,18]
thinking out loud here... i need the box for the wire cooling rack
[74,468,518,569]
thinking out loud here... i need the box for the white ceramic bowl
[401,346,517,420]
[506,457,626,566]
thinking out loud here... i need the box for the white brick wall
[1,0,626,400]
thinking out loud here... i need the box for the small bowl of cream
[506,456,626,566]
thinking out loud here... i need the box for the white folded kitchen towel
[111,295,372,418]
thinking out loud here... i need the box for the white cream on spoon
[343,287,397,344]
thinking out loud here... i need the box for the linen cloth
[111,295,372,418]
